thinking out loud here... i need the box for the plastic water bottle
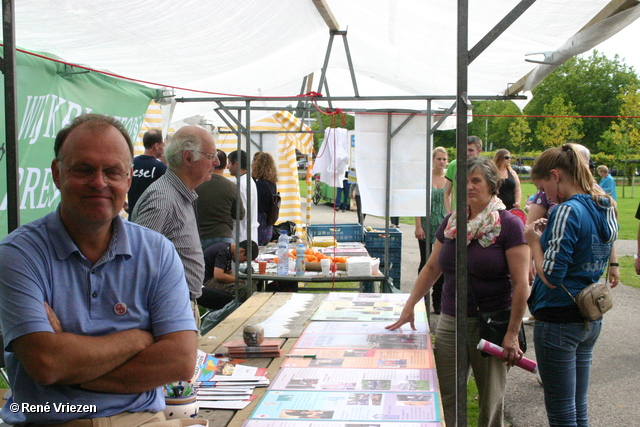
[295,243,306,276]
[277,231,289,276]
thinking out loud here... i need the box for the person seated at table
[387,156,529,427]
[199,240,258,305]
[0,114,197,426]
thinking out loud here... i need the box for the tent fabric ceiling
[10,0,640,121]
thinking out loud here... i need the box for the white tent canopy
[11,0,640,122]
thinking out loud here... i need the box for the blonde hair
[531,143,613,207]
[597,165,609,174]
[493,149,512,170]
[432,146,447,159]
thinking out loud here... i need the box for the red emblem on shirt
[114,302,127,315]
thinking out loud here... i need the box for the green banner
[0,48,157,238]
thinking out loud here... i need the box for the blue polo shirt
[0,208,196,424]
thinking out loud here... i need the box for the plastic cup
[258,261,267,274]
[320,258,331,275]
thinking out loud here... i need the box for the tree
[599,85,640,194]
[508,116,532,155]
[468,100,522,151]
[524,51,639,151]
[536,96,584,148]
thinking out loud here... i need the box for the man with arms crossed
[0,114,197,425]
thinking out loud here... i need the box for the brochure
[303,321,428,335]
[282,348,433,369]
[270,367,438,392]
[242,421,441,427]
[194,350,268,382]
[249,390,440,422]
[294,333,430,351]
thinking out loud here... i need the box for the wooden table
[197,292,443,427]
[197,292,327,427]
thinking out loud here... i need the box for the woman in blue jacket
[525,143,618,427]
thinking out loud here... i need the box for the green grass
[618,255,640,289]
[521,182,638,240]
[299,179,639,239]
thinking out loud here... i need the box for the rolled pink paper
[477,339,538,373]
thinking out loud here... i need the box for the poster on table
[249,390,440,422]
[303,321,428,335]
[293,333,431,351]
[0,48,156,238]
[282,348,433,370]
[270,367,438,393]
[311,302,426,322]
[242,421,441,427]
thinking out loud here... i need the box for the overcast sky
[590,20,640,73]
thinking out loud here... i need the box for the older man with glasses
[132,125,220,328]
[0,114,198,426]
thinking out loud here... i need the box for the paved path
[308,202,640,426]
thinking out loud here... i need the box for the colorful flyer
[294,333,431,351]
[304,321,428,335]
[249,390,440,422]
[282,348,433,370]
[271,367,438,392]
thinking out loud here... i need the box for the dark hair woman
[388,156,530,427]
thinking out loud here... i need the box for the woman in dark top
[252,152,278,245]
[494,149,521,209]
[388,156,529,427]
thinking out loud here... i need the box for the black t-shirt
[203,242,232,283]
[128,155,167,214]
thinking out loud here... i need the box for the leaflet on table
[198,393,254,401]
[194,349,268,382]
[282,348,433,369]
[249,390,440,422]
[304,321,428,335]
[270,367,438,392]
[198,394,258,410]
[294,333,431,351]
[311,304,426,322]
[198,388,255,395]
[324,292,417,304]
[197,379,269,387]
[242,421,441,427]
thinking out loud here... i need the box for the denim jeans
[534,319,602,427]
[335,179,350,209]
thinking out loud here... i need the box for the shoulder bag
[558,272,613,322]
[469,276,526,355]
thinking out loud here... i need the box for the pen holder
[164,394,199,420]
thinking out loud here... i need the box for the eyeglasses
[504,156,511,159]
[197,151,218,161]
[60,161,130,186]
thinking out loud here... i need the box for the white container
[164,394,199,420]
[320,258,331,275]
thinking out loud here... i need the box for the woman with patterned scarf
[388,156,530,427]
